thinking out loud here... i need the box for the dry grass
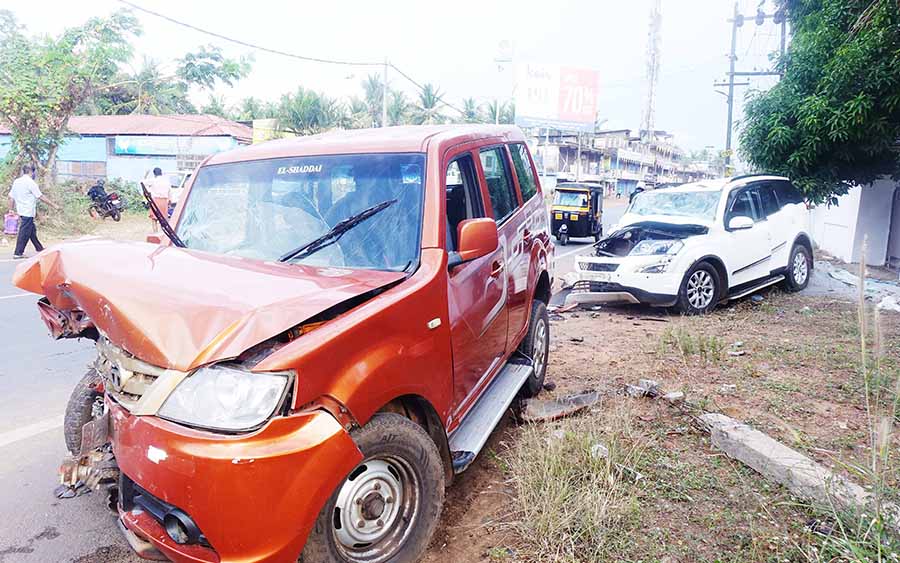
[502,405,644,562]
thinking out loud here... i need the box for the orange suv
[14,125,554,563]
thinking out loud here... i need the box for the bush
[36,177,143,236]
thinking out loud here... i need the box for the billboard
[515,63,600,132]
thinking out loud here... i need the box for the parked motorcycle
[87,180,124,222]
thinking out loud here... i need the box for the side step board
[728,275,785,301]
[448,360,533,474]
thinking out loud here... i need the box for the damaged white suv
[569,175,812,314]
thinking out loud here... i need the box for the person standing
[8,163,58,259]
[145,168,170,233]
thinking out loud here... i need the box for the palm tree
[413,83,445,125]
[461,97,481,123]
[276,87,344,135]
[362,74,384,127]
[387,91,411,126]
[484,100,516,125]
[343,96,373,129]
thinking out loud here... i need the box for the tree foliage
[740,0,900,204]
[0,10,138,180]
[275,87,344,135]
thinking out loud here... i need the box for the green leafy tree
[740,0,900,204]
[276,87,345,135]
[0,10,138,181]
[231,96,276,121]
[200,95,228,118]
[413,83,446,125]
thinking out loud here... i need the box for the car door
[724,186,773,286]
[445,151,508,414]
[755,182,790,269]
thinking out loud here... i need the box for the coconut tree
[413,83,446,125]
[460,97,481,123]
[387,91,411,126]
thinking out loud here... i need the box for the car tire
[559,232,568,246]
[517,299,549,398]
[676,261,721,315]
[783,243,811,292]
[301,413,445,563]
[63,368,104,455]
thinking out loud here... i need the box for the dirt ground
[423,288,900,563]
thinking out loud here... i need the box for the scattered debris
[750,294,764,304]
[590,443,609,459]
[700,413,900,534]
[637,379,660,397]
[560,272,580,290]
[799,306,812,314]
[53,482,90,499]
[728,350,746,357]
[878,295,900,313]
[624,384,646,398]
[520,391,600,423]
[556,302,579,314]
[661,391,685,405]
[548,313,565,321]
[719,384,737,395]
[732,341,743,348]
[569,336,584,343]
[805,518,836,537]
[542,381,557,392]
[639,317,670,323]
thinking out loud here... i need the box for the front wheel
[783,244,811,292]
[111,208,121,222]
[676,262,720,315]
[559,232,569,246]
[301,414,445,563]
[63,368,104,455]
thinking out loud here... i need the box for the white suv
[569,175,812,314]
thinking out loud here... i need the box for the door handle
[490,260,504,277]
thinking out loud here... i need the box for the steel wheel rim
[332,456,420,563]
[792,252,808,285]
[687,270,715,309]
[533,317,547,376]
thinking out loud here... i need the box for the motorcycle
[87,183,125,222]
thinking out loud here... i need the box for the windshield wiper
[279,199,398,263]
[141,184,186,248]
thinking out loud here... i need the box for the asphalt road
[0,258,141,563]
[0,202,626,562]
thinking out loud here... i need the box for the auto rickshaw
[550,182,604,245]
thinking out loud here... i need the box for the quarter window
[509,143,538,202]
[773,180,804,205]
[479,147,518,223]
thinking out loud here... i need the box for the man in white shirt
[7,164,58,259]
[144,167,171,233]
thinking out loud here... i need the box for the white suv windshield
[177,153,425,271]
[628,190,721,221]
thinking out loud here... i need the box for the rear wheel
[518,299,549,397]
[301,414,445,563]
[88,205,100,220]
[111,208,121,222]
[676,262,720,315]
[783,243,811,292]
[63,368,104,455]
[559,232,568,246]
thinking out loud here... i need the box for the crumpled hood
[13,239,405,371]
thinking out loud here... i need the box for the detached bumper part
[117,518,170,561]
[567,281,677,307]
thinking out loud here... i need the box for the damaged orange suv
[14,125,554,563]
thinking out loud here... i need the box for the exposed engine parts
[595,221,709,257]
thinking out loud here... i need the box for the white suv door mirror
[728,216,754,230]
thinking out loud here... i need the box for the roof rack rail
[728,173,784,182]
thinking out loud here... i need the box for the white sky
[4,0,786,152]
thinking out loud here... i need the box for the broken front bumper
[567,280,678,307]
[109,400,362,563]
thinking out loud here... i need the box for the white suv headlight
[630,239,684,256]
[158,365,291,432]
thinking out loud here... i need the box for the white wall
[889,188,900,268]
[810,187,861,263]
[853,180,897,265]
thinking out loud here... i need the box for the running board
[448,360,533,474]
[728,275,785,301]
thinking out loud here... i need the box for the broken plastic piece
[520,391,600,423]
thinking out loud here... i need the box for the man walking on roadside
[8,163,58,259]
[145,167,170,233]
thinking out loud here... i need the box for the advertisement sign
[114,136,238,156]
[515,63,599,132]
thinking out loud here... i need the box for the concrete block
[700,413,900,532]
[662,391,684,405]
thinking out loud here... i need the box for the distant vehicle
[86,180,124,221]
[570,175,812,314]
[551,182,604,244]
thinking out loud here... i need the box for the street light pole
[382,58,389,128]
[725,2,738,170]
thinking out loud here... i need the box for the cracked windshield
[628,189,721,220]
[177,154,424,270]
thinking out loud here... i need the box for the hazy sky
[4,0,785,151]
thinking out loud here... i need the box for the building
[529,127,717,195]
[0,114,252,184]
[810,179,900,270]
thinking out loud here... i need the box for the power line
[118,0,466,116]
[118,0,382,67]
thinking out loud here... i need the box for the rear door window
[479,147,519,223]
[755,184,780,217]
[509,143,538,202]
[773,180,804,206]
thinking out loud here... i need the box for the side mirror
[448,218,499,269]
[728,216,754,230]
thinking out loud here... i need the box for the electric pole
[382,58,389,128]
[716,2,788,171]
[641,0,662,145]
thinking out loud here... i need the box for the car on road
[569,174,812,314]
[14,125,554,563]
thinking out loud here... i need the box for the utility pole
[717,2,788,171]
[382,58,389,128]
[641,0,662,144]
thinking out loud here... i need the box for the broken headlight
[630,239,683,256]
[158,365,290,432]
[637,259,673,273]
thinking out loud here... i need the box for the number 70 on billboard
[515,63,599,132]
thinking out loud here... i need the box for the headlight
[158,365,290,432]
[637,259,672,273]
[630,239,684,256]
